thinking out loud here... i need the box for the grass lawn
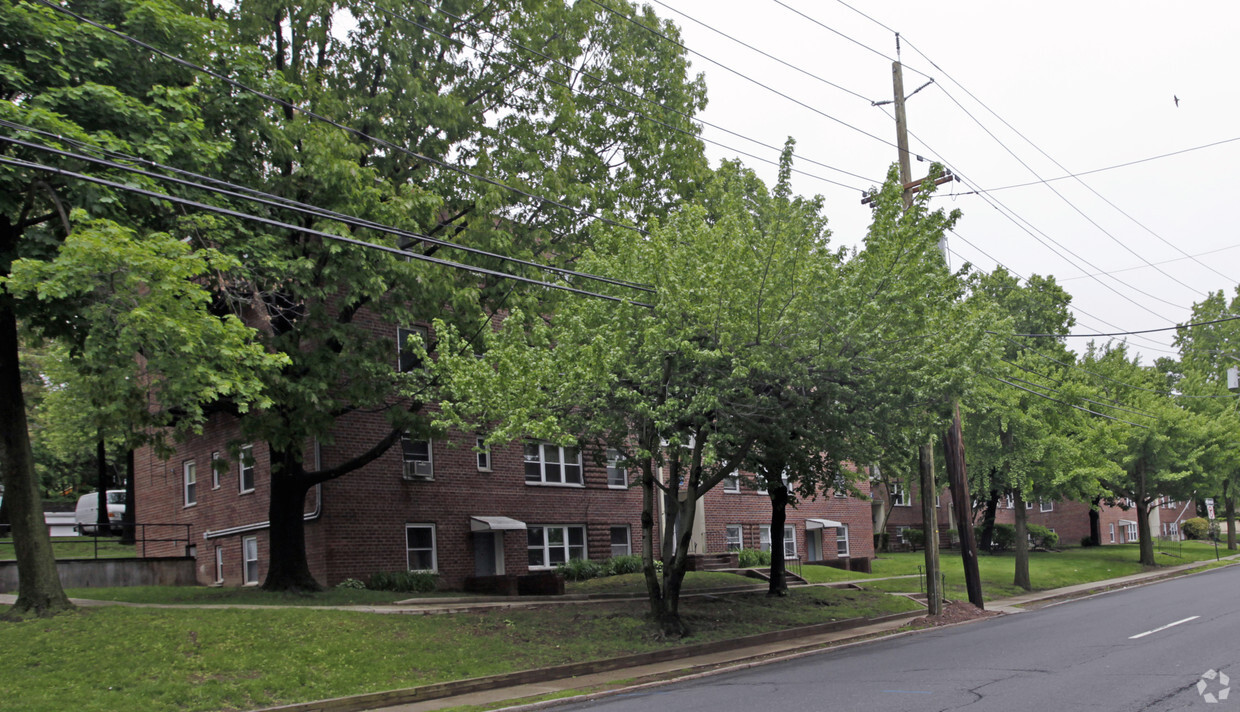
[61,585,420,606]
[0,586,921,712]
[0,537,135,561]
[861,541,1234,600]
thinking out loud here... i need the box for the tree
[0,0,285,616]
[1075,344,1202,566]
[1173,287,1240,550]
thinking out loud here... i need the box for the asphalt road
[552,564,1240,712]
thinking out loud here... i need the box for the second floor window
[239,444,255,493]
[397,325,428,372]
[524,442,582,485]
[606,448,627,488]
[401,434,433,480]
[890,481,909,507]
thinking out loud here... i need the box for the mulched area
[909,600,999,628]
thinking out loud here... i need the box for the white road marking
[1129,616,1200,640]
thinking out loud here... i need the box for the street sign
[1206,497,1216,520]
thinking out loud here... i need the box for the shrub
[738,548,771,568]
[556,558,604,581]
[1027,524,1059,550]
[603,554,643,576]
[1183,517,1211,540]
[335,578,366,590]
[904,528,925,550]
[991,523,1016,552]
[1080,535,1096,547]
[367,570,438,593]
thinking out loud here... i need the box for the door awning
[1118,519,1137,526]
[470,516,527,532]
[805,518,845,530]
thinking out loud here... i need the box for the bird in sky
[1174,95,1180,107]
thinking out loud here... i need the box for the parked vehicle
[74,490,127,535]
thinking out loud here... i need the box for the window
[242,536,259,585]
[524,442,583,486]
[895,526,909,544]
[1125,522,1138,543]
[401,434,433,480]
[723,472,741,493]
[1040,500,1054,513]
[836,524,850,557]
[214,546,224,584]
[210,451,221,489]
[606,448,627,488]
[239,444,255,494]
[1109,523,1116,543]
[725,525,743,551]
[475,437,491,472]
[405,524,437,572]
[935,494,941,507]
[610,526,631,557]
[527,525,586,568]
[1005,494,1014,509]
[397,325,428,372]
[183,460,197,507]
[890,481,909,507]
[759,525,796,559]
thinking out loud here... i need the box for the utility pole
[877,45,984,611]
[918,443,941,615]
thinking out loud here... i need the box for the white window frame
[210,451,221,489]
[401,434,433,480]
[723,472,741,493]
[895,526,909,544]
[242,536,259,585]
[725,524,743,551]
[609,525,631,557]
[1005,494,1015,509]
[1125,522,1138,543]
[405,524,438,572]
[397,325,428,373]
[524,442,583,486]
[1109,523,1116,543]
[890,481,910,507]
[836,524,850,558]
[758,525,796,559]
[214,545,224,584]
[1040,500,1054,513]
[606,448,628,489]
[183,460,197,507]
[527,525,586,569]
[475,437,491,472]
[239,444,255,494]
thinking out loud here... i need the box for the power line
[987,375,1151,428]
[998,362,1158,419]
[1005,315,1240,339]
[585,0,901,152]
[0,155,654,309]
[386,1,877,192]
[1058,243,1240,283]
[649,0,876,104]
[899,35,1238,288]
[946,136,1240,197]
[35,0,649,236]
[0,126,655,294]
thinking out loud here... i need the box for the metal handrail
[66,522,193,560]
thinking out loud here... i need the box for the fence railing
[54,523,192,560]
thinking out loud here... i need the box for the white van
[74,490,127,536]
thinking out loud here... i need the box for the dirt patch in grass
[908,600,998,628]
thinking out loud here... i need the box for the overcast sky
[651,0,1240,362]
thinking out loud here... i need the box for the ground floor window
[1125,522,1138,543]
[242,536,259,585]
[759,525,796,559]
[610,526,631,557]
[1109,523,1116,543]
[214,546,224,584]
[836,524,850,557]
[406,524,437,572]
[528,525,586,568]
[725,525,743,551]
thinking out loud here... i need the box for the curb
[252,610,923,712]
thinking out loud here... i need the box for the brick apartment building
[876,475,1185,551]
[135,324,875,589]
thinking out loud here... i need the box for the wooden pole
[920,442,942,615]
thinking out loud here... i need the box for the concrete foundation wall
[0,557,196,593]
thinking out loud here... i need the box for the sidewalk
[261,554,1239,712]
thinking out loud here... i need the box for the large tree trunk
[767,484,789,597]
[261,447,321,592]
[1012,490,1031,591]
[1224,483,1236,551]
[1135,461,1155,566]
[95,439,109,533]
[639,457,664,622]
[655,492,694,637]
[0,287,73,618]
[1089,497,1102,546]
[978,487,1000,553]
